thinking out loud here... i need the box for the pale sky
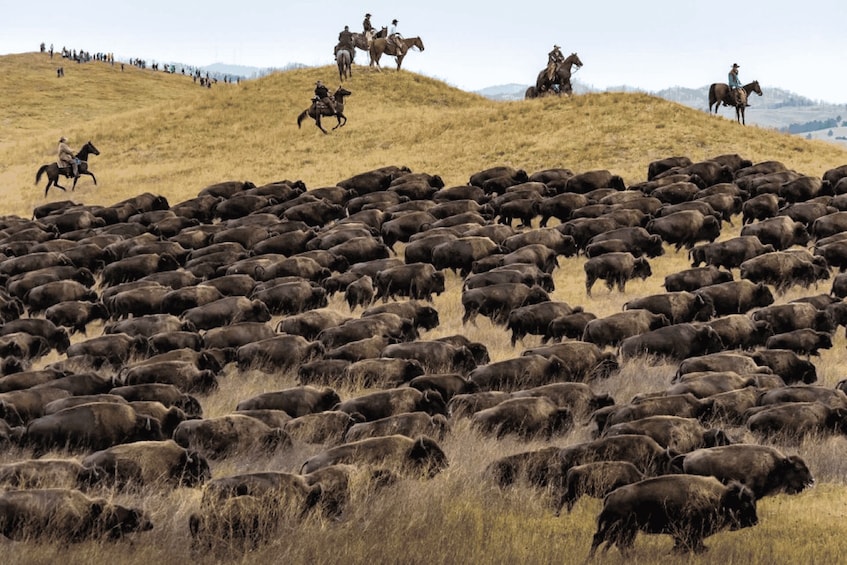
[2,0,846,103]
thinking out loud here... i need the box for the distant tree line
[782,117,841,134]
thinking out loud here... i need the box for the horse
[296,86,352,134]
[535,53,583,97]
[35,140,100,197]
[708,80,763,125]
[336,48,352,82]
[351,29,386,65]
[368,36,425,71]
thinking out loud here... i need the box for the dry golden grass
[2,50,847,563]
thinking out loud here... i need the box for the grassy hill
[3,51,847,218]
[2,51,847,564]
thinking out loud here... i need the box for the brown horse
[708,80,763,125]
[369,36,425,71]
[297,86,352,134]
[351,29,386,65]
[35,140,100,197]
[534,53,583,97]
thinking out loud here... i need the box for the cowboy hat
[365,13,371,16]
[59,136,67,142]
[316,80,323,85]
[392,19,398,23]
[732,63,740,68]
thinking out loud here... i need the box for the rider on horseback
[57,136,78,179]
[338,26,354,52]
[728,63,749,107]
[547,45,564,83]
[336,25,355,61]
[314,80,337,114]
[363,13,373,34]
[388,19,405,56]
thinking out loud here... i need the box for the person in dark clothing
[363,13,373,34]
[338,26,354,51]
[314,80,336,113]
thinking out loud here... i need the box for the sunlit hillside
[2,51,847,218]
[2,51,847,564]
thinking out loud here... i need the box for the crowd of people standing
[40,41,242,87]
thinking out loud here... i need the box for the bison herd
[0,155,845,555]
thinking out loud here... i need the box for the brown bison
[0,488,153,542]
[602,415,733,453]
[24,402,163,453]
[334,387,447,422]
[471,396,572,439]
[560,461,645,514]
[172,415,291,459]
[583,252,652,295]
[299,435,448,479]
[589,475,757,556]
[673,444,814,499]
[81,439,211,488]
[344,412,450,442]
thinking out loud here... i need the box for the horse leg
[315,114,328,135]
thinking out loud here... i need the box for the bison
[81,440,211,488]
[0,488,153,542]
[589,475,757,556]
[673,444,814,499]
[584,252,652,295]
[299,435,448,479]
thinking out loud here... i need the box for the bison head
[176,394,204,419]
[695,326,725,355]
[415,306,440,331]
[633,257,652,280]
[406,435,449,478]
[157,253,180,272]
[179,449,212,487]
[703,428,735,447]
[721,481,758,531]
[792,223,811,246]
[689,293,716,322]
[776,454,814,495]
[753,283,775,308]
[418,390,448,417]
[97,501,154,539]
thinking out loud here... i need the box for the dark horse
[708,80,763,125]
[35,140,100,197]
[369,36,425,71]
[336,48,352,82]
[531,53,583,98]
[297,86,352,134]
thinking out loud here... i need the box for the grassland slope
[2,51,846,217]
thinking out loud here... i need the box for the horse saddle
[312,99,332,113]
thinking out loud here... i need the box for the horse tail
[35,164,48,184]
[297,110,308,129]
